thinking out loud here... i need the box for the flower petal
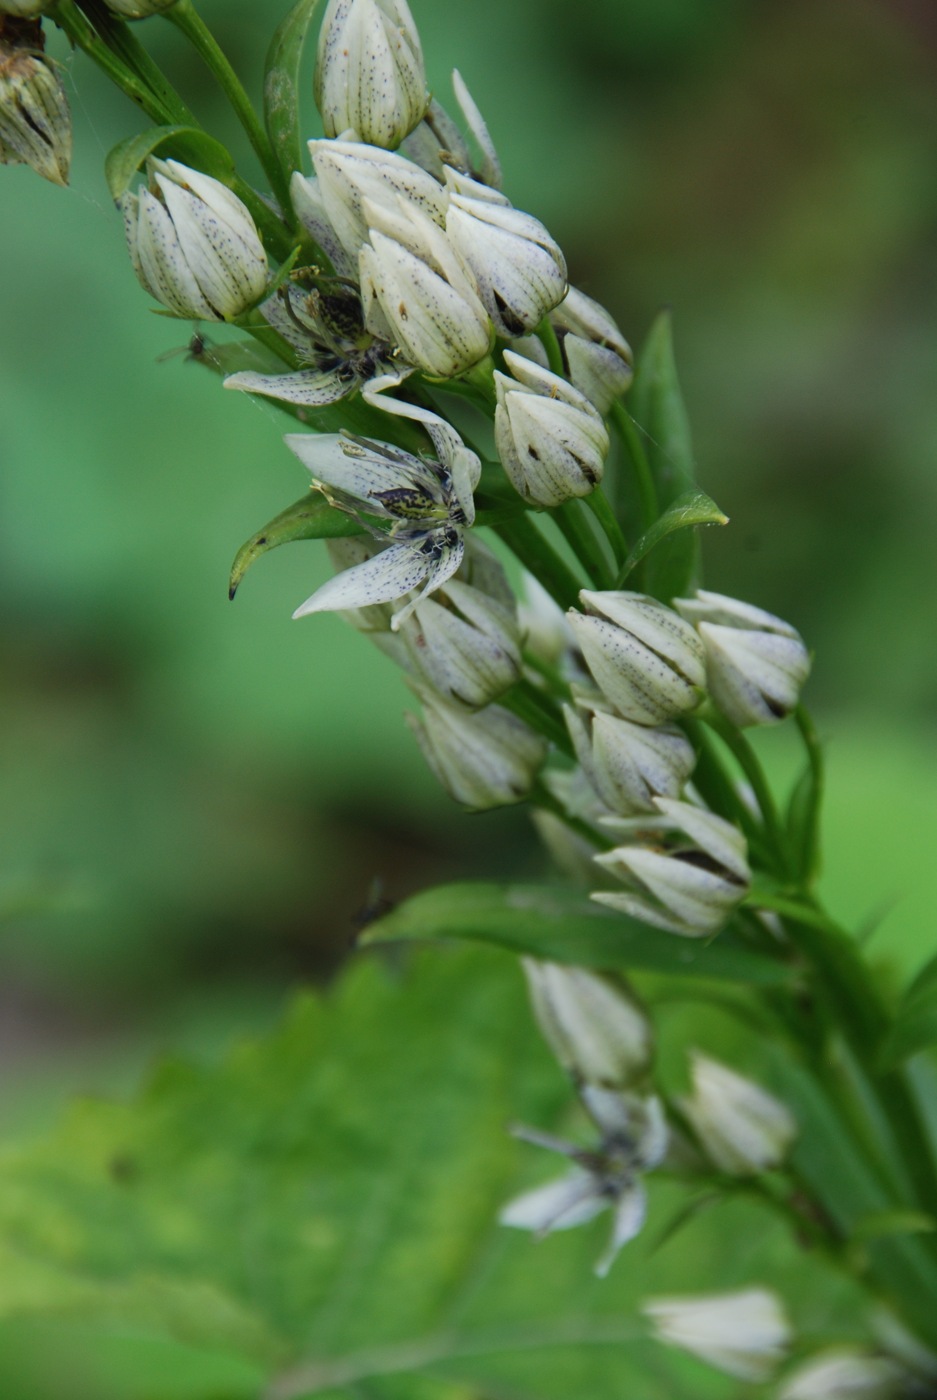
[293,542,429,619]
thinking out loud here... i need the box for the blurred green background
[1,0,937,1392]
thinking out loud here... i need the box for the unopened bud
[121,159,267,321]
[399,579,521,708]
[445,170,567,337]
[407,688,546,809]
[552,287,633,414]
[643,1289,791,1383]
[522,959,653,1088]
[359,199,492,377]
[494,349,608,507]
[315,0,427,149]
[307,138,447,262]
[674,590,810,728]
[681,1051,796,1175]
[565,703,696,814]
[568,591,705,727]
[0,32,70,187]
[779,1351,907,1400]
[594,797,750,937]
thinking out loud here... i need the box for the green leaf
[105,126,235,202]
[0,947,746,1399]
[362,882,793,986]
[616,489,727,590]
[264,0,323,190]
[851,1209,936,1243]
[881,952,937,1067]
[629,312,702,600]
[228,493,362,598]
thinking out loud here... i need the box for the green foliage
[229,494,362,599]
[364,882,793,985]
[105,126,236,202]
[616,488,728,588]
[0,947,757,1399]
[265,0,324,194]
[882,954,937,1068]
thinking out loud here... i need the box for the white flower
[306,138,447,263]
[564,702,696,815]
[120,159,267,321]
[673,589,811,728]
[779,1350,908,1400]
[445,169,567,337]
[522,960,653,1089]
[643,1288,791,1382]
[285,397,480,629]
[681,1051,797,1175]
[401,69,502,189]
[501,1089,668,1277]
[593,796,751,936]
[0,41,71,187]
[551,286,633,414]
[398,579,522,708]
[407,688,546,809]
[494,350,609,507]
[315,0,427,149]
[567,590,706,726]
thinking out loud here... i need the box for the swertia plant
[4,1,937,1396]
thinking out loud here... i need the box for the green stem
[82,0,196,125]
[611,400,658,534]
[501,680,573,757]
[535,317,565,377]
[492,514,583,612]
[522,649,573,701]
[166,0,293,214]
[794,704,824,885]
[682,717,773,866]
[584,488,628,570]
[554,500,612,589]
[529,783,608,851]
[51,1,174,122]
[700,709,792,880]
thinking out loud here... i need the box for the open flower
[285,396,480,629]
[500,1088,668,1276]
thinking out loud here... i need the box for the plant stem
[492,514,583,612]
[611,400,658,533]
[501,679,572,756]
[51,1,174,123]
[794,704,824,885]
[554,500,612,589]
[82,0,196,125]
[536,317,565,377]
[166,0,293,214]
[584,487,628,570]
[529,784,608,850]
[700,709,792,880]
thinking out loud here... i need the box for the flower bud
[567,591,705,727]
[494,349,608,506]
[643,1289,791,1382]
[407,688,546,809]
[681,1051,796,1175]
[673,589,810,728]
[307,138,447,262]
[359,198,492,377]
[593,797,750,937]
[399,579,522,708]
[522,959,653,1089]
[103,0,177,15]
[314,0,426,149]
[0,34,70,187]
[552,287,633,414]
[564,703,696,815]
[779,1351,907,1400]
[121,159,267,321]
[444,170,567,337]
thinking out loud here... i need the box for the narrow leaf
[881,951,937,1067]
[616,489,727,590]
[105,126,235,202]
[264,0,323,188]
[362,882,793,985]
[851,1210,936,1243]
[229,494,362,598]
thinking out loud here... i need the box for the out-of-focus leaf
[105,127,235,202]
[229,494,363,598]
[616,489,727,591]
[851,1210,936,1243]
[363,882,793,985]
[0,949,729,1399]
[265,0,323,187]
[629,312,701,600]
[881,953,937,1068]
